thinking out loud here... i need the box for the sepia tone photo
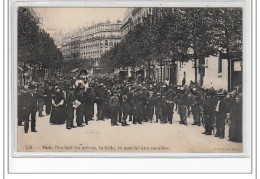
[17,7,243,153]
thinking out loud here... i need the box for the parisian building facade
[121,7,154,37]
[60,21,122,73]
[80,21,122,68]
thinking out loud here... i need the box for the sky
[33,8,127,36]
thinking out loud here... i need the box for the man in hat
[65,85,76,129]
[74,84,85,127]
[146,91,155,123]
[191,88,202,126]
[103,89,112,119]
[228,93,242,142]
[175,86,181,111]
[109,91,120,126]
[117,89,124,123]
[121,95,130,126]
[37,84,46,117]
[174,87,188,125]
[154,92,162,123]
[44,84,53,116]
[214,91,230,138]
[127,89,135,122]
[165,89,175,124]
[133,88,143,124]
[161,93,169,123]
[139,87,148,122]
[96,83,106,121]
[18,86,25,126]
[84,85,96,123]
[202,90,218,135]
[186,89,193,117]
[23,84,38,133]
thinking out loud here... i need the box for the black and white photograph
[16,7,243,153]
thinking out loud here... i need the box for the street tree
[18,7,63,80]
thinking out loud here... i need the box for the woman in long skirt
[50,87,66,124]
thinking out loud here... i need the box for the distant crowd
[18,70,242,143]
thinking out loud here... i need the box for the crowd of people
[17,70,243,143]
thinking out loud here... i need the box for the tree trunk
[227,48,231,91]
[171,57,176,85]
[148,57,151,79]
[194,51,198,84]
[23,61,26,85]
[194,59,198,84]
[160,59,163,83]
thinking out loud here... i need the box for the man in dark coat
[140,88,148,122]
[74,85,85,127]
[37,84,46,117]
[109,91,120,126]
[66,86,76,129]
[154,92,162,123]
[103,89,112,119]
[165,89,175,124]
[117,89,123,123]
[228,94,242,142]
[161,93,168,123]
[23,85,38,133]
[121,95,130,126]
[18,87,25,126]
[202,91,218,135]
[133,89,143,124]
[191,88,202,126]
[96,83,106,121]
[175,87,188,125]
[84,87,96,123]
[214,92,229,138]
[127,90,135,122]
[146,91,155,123]
[44,85,53,115]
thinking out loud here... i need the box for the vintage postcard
[16,7,243,153]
